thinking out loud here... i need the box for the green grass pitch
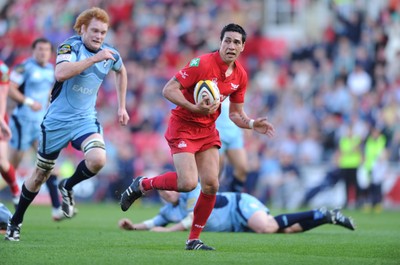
[1,202,399,265]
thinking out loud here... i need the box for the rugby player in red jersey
[120,23,275,250]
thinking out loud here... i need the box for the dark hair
[32,38,51,49]
[220,23,247,44]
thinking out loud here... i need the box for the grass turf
[1,202,399,265]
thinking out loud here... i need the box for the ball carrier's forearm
[228,102,274,136]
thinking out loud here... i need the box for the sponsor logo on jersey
[72,84,94,95]
[56,54,72,64]
[230,83,239,90]
[189,58,200,67]
[58,44,71,54]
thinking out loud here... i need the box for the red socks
[0,164,19,195]
[188,191,216,240]
[141,172,178,191]
[140,172,216,240]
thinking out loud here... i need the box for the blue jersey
[147,185,201,227]
[10,58,54,121]
[145,184,269,232]
[205,192,269,232]
[216,99,244,152]
[46,35,123,122]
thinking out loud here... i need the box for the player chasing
[5,7,129,241]
[7,38,68,221]
[120,23,274,250]
[118,184,356,234]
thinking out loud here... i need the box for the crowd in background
[1,0,400,210]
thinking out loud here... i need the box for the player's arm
[113,63,129,126]
[0,83,8,118]
[0,83,11,140]
[229,102,275,137]
[151,213,193,232]
[118,218,152,231]
[162,77,219,115]
[8,81,42,111]
[55,49,116,82]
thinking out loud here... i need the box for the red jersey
[173,51,248,127]
[0,60,10,85]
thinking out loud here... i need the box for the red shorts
[165,115,221,155]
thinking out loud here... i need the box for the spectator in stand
[337,124,363,208]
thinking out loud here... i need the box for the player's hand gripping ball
[193,80,220,104]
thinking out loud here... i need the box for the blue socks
[64,160,96,190]
[45,174,60,208]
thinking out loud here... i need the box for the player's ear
[80,24,87,35]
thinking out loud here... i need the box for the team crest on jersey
[189,58,200,67]
[58,44,71,54]
[179,70,188,79]
[178,140,187,148]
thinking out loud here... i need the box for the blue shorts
[38,117,103,158]
[218,125,244,154]
[9,115,41,151]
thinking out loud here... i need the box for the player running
[119,183,356,233]
[120,23,274,251]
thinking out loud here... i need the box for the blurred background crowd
[1,0,400,211]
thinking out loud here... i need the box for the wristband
[249,119,255,129]
[23,97,34,107]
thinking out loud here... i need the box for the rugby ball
[193,80,220,104]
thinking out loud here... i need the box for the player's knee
[86,154,106,173]
[236,166,248,178]
[201,180,219,194]
[179,179,198,192]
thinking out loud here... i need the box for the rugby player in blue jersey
[119,184,355,233]
[7,38,68,220]
[216,98,248,192]
[6,7,129,241]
